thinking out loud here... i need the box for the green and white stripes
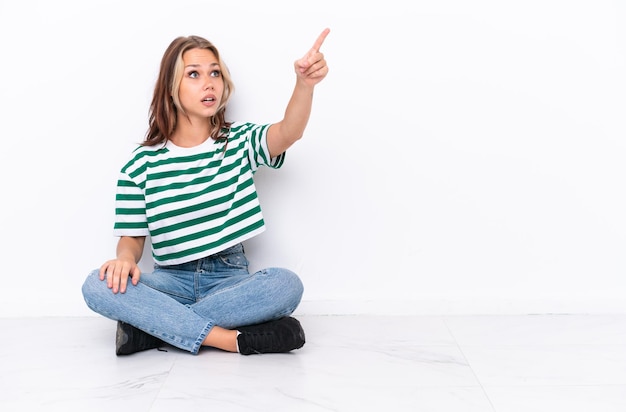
[113,122,284,265]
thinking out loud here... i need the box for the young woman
[82,28,330,356]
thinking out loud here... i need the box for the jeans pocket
[218,250,249,270]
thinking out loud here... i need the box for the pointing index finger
[311,28,330,52]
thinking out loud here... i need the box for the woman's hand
[294,28,330,87]
[99,236,145,294]
[99,257,141,294]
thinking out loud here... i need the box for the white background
[0,0,624,317]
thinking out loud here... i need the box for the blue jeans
[81,243,304,354]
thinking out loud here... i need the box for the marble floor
[1,314,626,411]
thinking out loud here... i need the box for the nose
[204,81,214,91]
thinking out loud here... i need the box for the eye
[188,71,199,79]
[210,69,221,78]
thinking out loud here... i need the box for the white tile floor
[1,314,626,411]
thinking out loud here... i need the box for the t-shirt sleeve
[112,170,149,237]
[246,123,285,172]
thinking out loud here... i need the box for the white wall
[1,0,624,317]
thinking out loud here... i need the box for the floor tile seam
[480,383,626,389]
[452,342,626,349]
[345,343,482,349]
[147,356,178,409]
[441,317,498,412]
[353,384,492,389]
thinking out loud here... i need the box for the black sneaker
[237,317,305,355]
[115,321,164,356]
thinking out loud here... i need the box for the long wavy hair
[143,35,235,146]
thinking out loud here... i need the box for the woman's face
[177,48,224,121]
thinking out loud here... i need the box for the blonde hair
[144,35,235,146]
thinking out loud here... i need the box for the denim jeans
[81,243,304,354]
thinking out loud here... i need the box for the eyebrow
[184,63,220,69]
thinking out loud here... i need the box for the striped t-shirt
[113,121,285,265]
